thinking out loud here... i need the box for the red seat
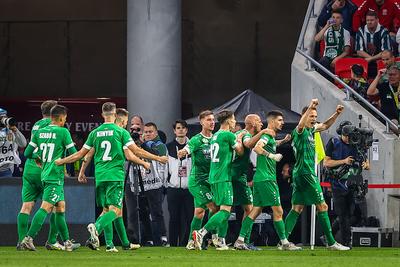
[334,58,368,88]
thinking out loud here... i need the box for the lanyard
[389,84,400,109]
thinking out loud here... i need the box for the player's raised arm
[315,104,344,132]
[297,98,319,133]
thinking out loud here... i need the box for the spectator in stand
[344,64,370,100]
[166,120,193,247]
[353,0,400,37]
[318,0,357,34]
[367,65,400,130]
[315,10,351,80]
[355,10,392,77]
[379,50,400,82]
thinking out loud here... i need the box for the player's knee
[243,204,253,215]
[20,202,35,214]
[40,202,54,213]
[194,208,205,219]
[317,202,328,212]
[108,206,120,215]
[55,201,65,212]
[273,207,284,220]
[293,205,304,214]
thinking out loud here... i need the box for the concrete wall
[291,1,400,230]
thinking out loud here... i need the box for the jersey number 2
[101,141,112,161]
[40,143,55,162]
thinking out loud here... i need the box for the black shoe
[161,240,170,247]
[85,238,99,251]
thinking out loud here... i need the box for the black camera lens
[131,128,141,132]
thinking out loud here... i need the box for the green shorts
[42,182,64,205]
[96,181,124,209]
[211,181,233,207]
[232,174,253,206]
[21,172,43,202]
[291,175,325,205]
[188,180,213,209]
[253,180,281,207]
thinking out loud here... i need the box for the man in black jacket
[166,120,194,246]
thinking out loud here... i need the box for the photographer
[166,120,193,247]
[0,108,27,178]
[323,121,370,247]
[138,122,168,246]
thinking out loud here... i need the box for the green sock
[47,212,58,244]
[17,213,30,242]
[95,211,117,235]
[103,222,114,248]
[285,210,300,238]
[204,210,230,233]
[218,220,229,238]
[273,220,287,241]
[27,208,49,238]
[189,216,203,240]
[318,211,335,246]
[55,212,70,241]
[239,216,254,240]
[114,217,130,247]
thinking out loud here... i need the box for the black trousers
[167,188,194,246]
[332,189,354,246]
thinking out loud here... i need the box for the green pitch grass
[0,246,399,267]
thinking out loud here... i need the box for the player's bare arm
[297,98,319,133]
[276,134,291,146]
[55,147,90,165]
[127,143,168,164]
[315,105,344,132]
[124,148,151,170]
[78,148,95,183]
[254,139,283,162]
[243,128,274,149]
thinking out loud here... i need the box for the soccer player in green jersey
[230,114,276,249]
[192,110,244,250]
[177,110,218,250]
[285,98,350,250]
[20,105,78,251]
[77,108,147,252]
[234,111,300,250]
[55,102,167,250]
[17,100,64,250]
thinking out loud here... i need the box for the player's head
[144,122,158,141]
[244,114,263,133]
[50,104,68,126]
[102,102,116,122]
[173,120,188,138]
[217,110,235,130]
[41,100,58,117]
[266,110,284,131]
[198,110,215,132]
[302,106,317,128]
[115,108,129,129]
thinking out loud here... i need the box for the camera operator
[166,120,193,247]
[323,121,370,247]
[0,108,27,178]
[139,122,169,246]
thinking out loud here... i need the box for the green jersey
[231,130,252,178]
[253,134,277,182]
[186,133,212,185]
[28,125,76,184]
[84,123,133,184]
[291,126,316,181]
[209,130,237,184]
[23,118,51,175]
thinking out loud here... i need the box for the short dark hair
[144,122,158,131]
[366,10,378,18]
[50,105,68,118]
[332,10,342,16]
[41,100,58,116]
[216,110,234,124]
[198,110,213,120]
[102,102,116,115]
[301,106,316,115]
[266,110,284,120]
[173,120,188,129]
[116,108,129,117]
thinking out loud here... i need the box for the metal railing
[295,0,398,133]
